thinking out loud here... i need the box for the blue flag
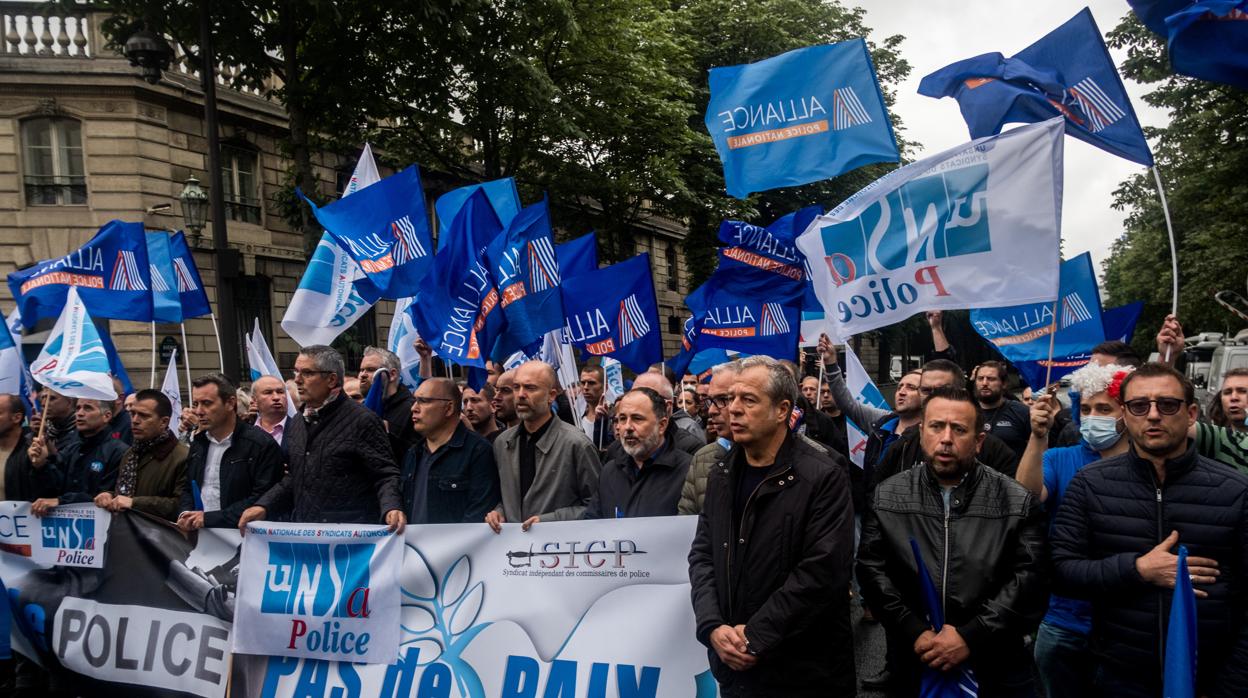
[1165,545,1199,698]
[145,231,183,324]
[705,39,900,199]
[1010,301,1145,390]
[410,189,506,368]
[911,539,980,697]
[560,254,663,373]
[970,253,1105,362]
[556,233,599,279]
[362,367,391,417]
[918,8,1154,167]
[98,328,133,395]
[1128,0,1188,34]
[485,199,564,361]
[1166,1,1248,90]
[435,178,521,247]
[718,206,822,310]
[299,165,434,299]
[8,220,153,328]
[169,232,211,319]
[684,266,803,360]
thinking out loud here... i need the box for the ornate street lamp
[122,29,171,85]
[178,175,208,246]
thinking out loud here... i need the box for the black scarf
[116,430,175,496]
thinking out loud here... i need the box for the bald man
[486,361,601,532]
[401,378,499,524]
[251,376,290,446]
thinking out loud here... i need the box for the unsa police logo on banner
[233,522,402,663]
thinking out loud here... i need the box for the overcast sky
[857,0,1167,280]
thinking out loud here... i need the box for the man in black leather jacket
[1051,363,1248,697]
[858,385,1048,697]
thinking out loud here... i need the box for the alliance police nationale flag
[30,287,117,401]
[683,265,804,361]
[918,8,1154,167]
[560,254,663,373]
[299,165,433,300]
[796,118,1064,340]
[1165,1,1248,90]
[434,177,521,247]
[705,39,900,198]
[168,232,211,319]
[1010,300,1144,391]
[282,145,381,346]
[145,231,182,324]
[485,199,564,361]
[8,220,153,328]
[556,232,599,279]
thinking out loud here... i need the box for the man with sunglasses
[400,378,499,524]
[1051,362,1248,697]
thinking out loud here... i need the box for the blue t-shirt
[1041,442,1101,635]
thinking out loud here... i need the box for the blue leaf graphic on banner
[441,555,471,606]
[449,581,485,636]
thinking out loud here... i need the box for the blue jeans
[1034,620,1093,698]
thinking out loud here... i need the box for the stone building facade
[0,3,693,387]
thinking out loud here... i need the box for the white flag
[162,348,182,435]
[843,344,890,469]
[0,307,25,396]
[281,144,381,347]
[246,319,296,418]
[797,118,1064,340]
[602,356,625,404]
[386,297,423,389]
[30,288,117,401]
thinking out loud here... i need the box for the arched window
[665,242,679,291]
[221,144,261,224]
[22,117,86,205]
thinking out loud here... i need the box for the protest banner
[0,510,715,698]
[32,502,110,569]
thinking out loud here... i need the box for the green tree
[1103,14,1248,349]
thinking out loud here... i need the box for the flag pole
[179,322,193,390]
[1043,300,1060,388]
[816,360,825,410]
[1153,166,1180,363]
[208,311,225,374]
[150,324,157,388]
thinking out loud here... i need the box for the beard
[923,446,977,483]
[621,429,663,460]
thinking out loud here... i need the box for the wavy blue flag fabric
[911,539,980,697]
[299,165,433,299]
[410,189,506,369]
[970,253,1104,362]
[8,220,153,328]
[718,206,823,310]
[918,8,1154,167]
[1164,545,1198,698]
[705,39,900,199]
[485,200,563,361]
[145,231,182,324]
[362,368,391,417]
[30,288,117,401]
[168,232,211,319]
[556,233,599,279]
[1128,0,1189,33]
[434,178,521,247]
[1166,1,1248,90]
[684,266,803,360]
[560,254,663,373]
[1011,301,1145,390]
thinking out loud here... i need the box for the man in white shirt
[251,375,290,446]
[177,374,283,531]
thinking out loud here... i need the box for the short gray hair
[363,346,401,375]
[711,360,743,377]
[739,355,798,408]
[300,345,345,385]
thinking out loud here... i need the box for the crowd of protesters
[3,310,1248,698]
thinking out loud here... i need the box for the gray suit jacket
[493,417,602,521]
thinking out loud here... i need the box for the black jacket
[3,432,58,502]
[583,439,691,519]
[179,420,284,528]
[688,432,856,697]
[857,462,1048,694]
[256,393,403,524]
[108,408,133,445]
[872,424,1020,491]
[399,422,500,524]
[1051,443,1248,697]
[383,383,418,462]
[53,428,130,505]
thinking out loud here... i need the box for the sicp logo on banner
[705,39,899,199]
[32,503,109,568]
[233,522,401,663]
[796,117,1064,340]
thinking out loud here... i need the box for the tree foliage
[1104,14,1248,348]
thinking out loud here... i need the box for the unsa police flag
[796,117,1064,339]
[233,521,402,663]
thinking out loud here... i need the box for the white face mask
[1080,415,1123,451]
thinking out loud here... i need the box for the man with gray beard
[583,387,691,519]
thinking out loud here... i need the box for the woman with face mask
[1014,362,1134,698]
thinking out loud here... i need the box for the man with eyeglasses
[679,361,741,515]
[1051,362,1248,697]
[486,361,601,532]
[238,345,405,533]
[400,378,499,525]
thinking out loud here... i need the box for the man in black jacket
[30,397,129,514]
[1052,363,1248,697]
[0,395,54,502]
[858,386,1048,697]
[400,378,499,524]
[33,386,78,461]
[239,345,405,532]
[176,374,283,531]
[688,355,855,697]
[584,388,690,519]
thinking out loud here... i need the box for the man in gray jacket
[486,361,601,531]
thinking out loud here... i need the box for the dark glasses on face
[1123,397,1185,417]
